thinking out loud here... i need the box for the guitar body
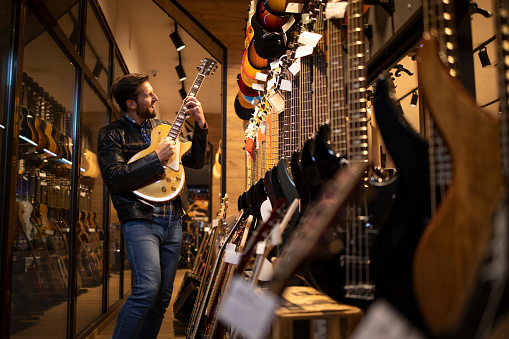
[290,150,311,208]
[413,36,502,334]
[371,76,431,330]
[264,169,278,206]
[276,157,300,238]
[247,39,270,71]
[128,124,192,202]
[314,123,342,181]
[255,0,290,32]
[301,137,323,201]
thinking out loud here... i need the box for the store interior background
[97,0,500,217]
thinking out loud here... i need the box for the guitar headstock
[198,58,218,76]
[218,193,229,221]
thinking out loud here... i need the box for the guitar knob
[171,186,177,191]
[166,177,171,182]
[176,176,181,181]
[161,187,167,193]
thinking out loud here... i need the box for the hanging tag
[256,72,268,82]
[295,45,313,58]
[270,59,281,70]
[282,16,295,32]
[326,2,348,19]
[289,58,301,75]
[286,3,305,13]
[212,219,219,228]
[298,31,322,47]
[267,91,285,113]
[256,240,267,255]
[279,79,292,92]
[224,249,241,265]
[218,276,279,339]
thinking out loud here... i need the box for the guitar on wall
[128,58,217,202]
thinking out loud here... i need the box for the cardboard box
[271,286,363,339]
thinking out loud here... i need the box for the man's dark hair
[111,73,150,112]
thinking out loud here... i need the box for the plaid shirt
[124,114,182,220]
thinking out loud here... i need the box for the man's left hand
[184,97,206,129]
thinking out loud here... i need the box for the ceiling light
[170,31,185,52]
[410,91,418,107]
[179,86,187,100]
[176,64,187,81]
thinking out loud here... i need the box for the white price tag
[272,224,283,246]
[255,72,268,82]
[225,243,236,253]
[350,300,428,339]
[286,3,305,13]
[224,250,241,265]
[256,240,267,255]
[295,45,313,58]
[252,83,265,91]
[298,31,322,47]
[289,58,301,75]
[270,59,281,70]
[326,2,348,19]
[279,79,292,92]
[282,16,295,32]
[212,219,219,228]
[267,77,277,91]
[260,123,266,135]
[218,276,279,339]
[267,91,285,113]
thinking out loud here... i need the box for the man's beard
[137,104,156,119]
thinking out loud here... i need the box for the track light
[410,91,418,107]
[170,31,185,52]
[176,64,187,81]
[478,47,491,67]
[179,85,187,100]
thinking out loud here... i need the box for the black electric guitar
[128,58,217,202]
[371,73,430,330]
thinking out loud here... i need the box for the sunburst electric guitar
[128,58,217,202]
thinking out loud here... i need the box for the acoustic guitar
[127,58,217,202]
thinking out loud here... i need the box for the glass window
[85,2,110,93]
[52,2,80,50]
[12,6,76,339]
[76,81,108,332]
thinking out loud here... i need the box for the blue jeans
[112,216,182,339]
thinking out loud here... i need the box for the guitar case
[173,271,200,324]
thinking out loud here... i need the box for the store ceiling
[118,0,249,121]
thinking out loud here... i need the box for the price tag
[224,250,241,265]
[267,91,285,113]
[286,3,305,13]
[256,240,267,255]
[350,300,427,339]
[270,59,281,70]
[212,219,219,228]
[272,224,283,246]
[282,16,295,32]
[279,79,292,92]
[255,72,268,82]
[218,276,279,339]
[298,31,322,48]
[295,45,313,58]
[267,77,277,91]
[326,2,348,19]
[289,58,301,75]
[252,83,265,91]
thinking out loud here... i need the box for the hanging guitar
[128,58,217,202]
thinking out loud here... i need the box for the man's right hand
[155,137,176,164]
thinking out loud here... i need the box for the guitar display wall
[227,0,509,338]
[12,73,103,334]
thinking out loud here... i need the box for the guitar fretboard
[498,1,509,182]
[167,72,206,140]
[328,15,348,156]
[313,2,329,131]
[347,0,369,164]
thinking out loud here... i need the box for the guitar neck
[347,0,369,164]
[167,72,206,140]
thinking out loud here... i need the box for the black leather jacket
[97,115,208,223]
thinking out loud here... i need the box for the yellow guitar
[128,58,217,202]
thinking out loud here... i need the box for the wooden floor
[93,269,189,339]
